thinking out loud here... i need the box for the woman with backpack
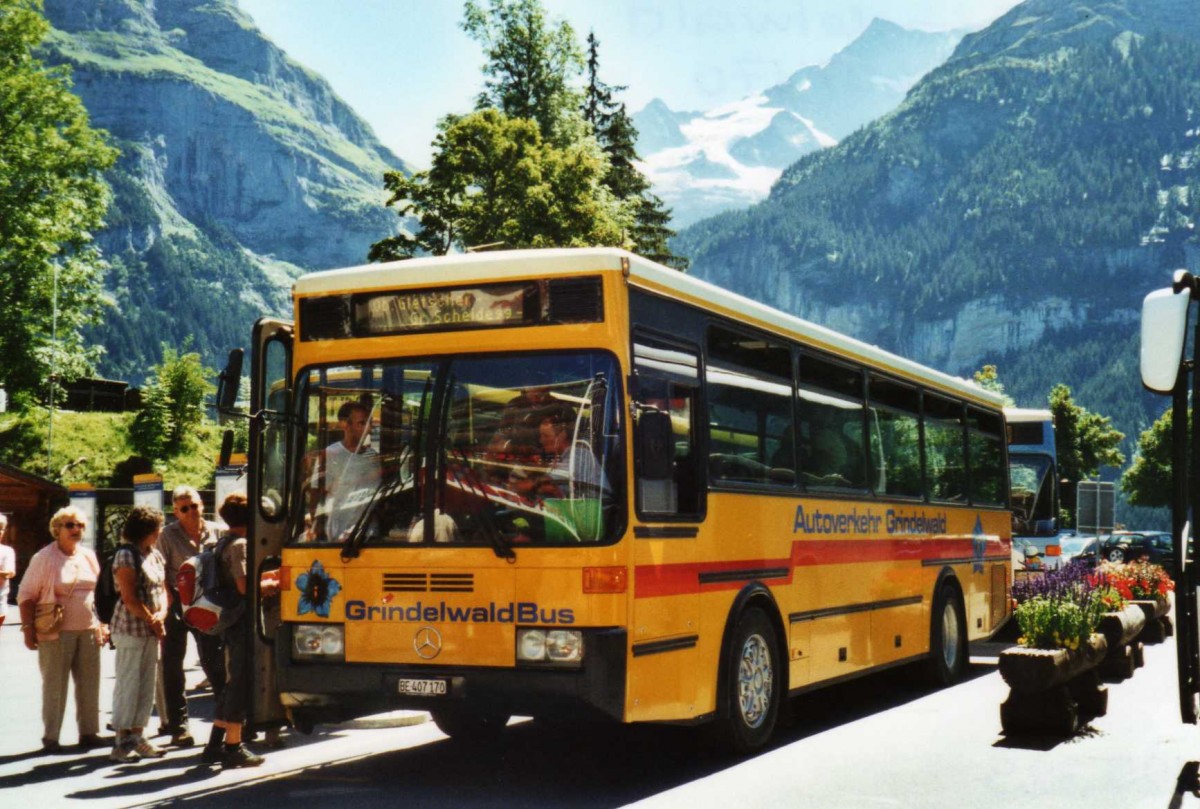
[109,505,170,762]
[200,493,264,769]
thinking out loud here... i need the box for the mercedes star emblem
[413,626,443,659]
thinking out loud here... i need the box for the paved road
[3,602,1200,808]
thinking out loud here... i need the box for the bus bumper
[276,625,627,727]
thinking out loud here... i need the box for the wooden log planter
[1131,598,1170,646]
[1097,604,1146,680]
[999,634,1108,737]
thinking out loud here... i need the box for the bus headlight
[516,628,583,666]
[293,624,345,660]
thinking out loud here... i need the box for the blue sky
[237,0,1022,167]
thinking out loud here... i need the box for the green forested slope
[676,0,1200,452]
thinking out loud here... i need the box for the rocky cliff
[41,0,409,381]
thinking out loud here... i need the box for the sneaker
[110,740,142,763]
[133,735,166,758]
[222,744,264,769]
[170,731,195,748]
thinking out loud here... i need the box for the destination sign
[299,276,604,342]
[354,283,531,335]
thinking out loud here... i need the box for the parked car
[1101,531,1174,572]
[1060,535,1100,568]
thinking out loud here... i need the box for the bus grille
[382,573,474,593]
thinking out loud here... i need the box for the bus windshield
[1009,452,1055,536]
[292,351,623,550]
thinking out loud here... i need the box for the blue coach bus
[1006,408,1061,570]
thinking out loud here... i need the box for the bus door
[248,317,293,729]
[628,335,704,721]
[1140,276,1199,724]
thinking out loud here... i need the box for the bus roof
[1004,408,1053,423]
[293,247,1006,409]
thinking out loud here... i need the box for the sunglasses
[63,521,86,530]
[176,504,201,514]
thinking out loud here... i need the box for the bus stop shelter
[0,462,68,595]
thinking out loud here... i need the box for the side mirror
[1141,284,1190,393]
[217,348,244,411]
[218,429,234,469]
[639,410,674,480]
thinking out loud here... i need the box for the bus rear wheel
[431,707,510,743]
[716,608,781,754]
[926,582,967,686]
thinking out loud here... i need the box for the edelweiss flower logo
[297,560,342,617]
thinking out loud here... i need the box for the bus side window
[925,395,966,502]
[634,339,703,519]
[798,355,866,490]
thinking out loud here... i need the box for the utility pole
[46,261,58,476]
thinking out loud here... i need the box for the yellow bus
[230,247,1012,752]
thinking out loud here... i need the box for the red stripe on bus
[634,537,1011,598]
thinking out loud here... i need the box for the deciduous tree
[1049,383,1125,525]
[370,109,625,259]
[1121,406,1185,508]
[0,0,117,402]
[462,0,582,144]
[130,344,215,457]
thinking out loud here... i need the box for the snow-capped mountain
[634,18,962,227]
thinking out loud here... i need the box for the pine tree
[581,31,688,270]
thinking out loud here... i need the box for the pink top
[17,541,100,638]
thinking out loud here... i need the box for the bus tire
[716,608,781,754]
[926,582,967,686]
[431,707,509,743]
[290,711,315,735]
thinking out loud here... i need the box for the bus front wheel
[432,707,510,742]
[716,608,781,754]
[926,582,967,686]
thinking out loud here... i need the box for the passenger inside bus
[799,410,864,488]
[512,405,608,501]
[483,383,555,490]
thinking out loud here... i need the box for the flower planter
[1097,605,1146,680]
[1131,598,1170,645]
[1000,634,1108,737]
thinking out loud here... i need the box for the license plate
[397,678,448,697]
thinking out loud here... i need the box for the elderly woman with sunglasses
[17,506,107,753]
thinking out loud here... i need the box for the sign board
[214,453,248,527]
[1077,480,1116,536]
[67,484,97,551]
[132,473,163,512]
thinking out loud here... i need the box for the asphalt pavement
[4,600,1200,808]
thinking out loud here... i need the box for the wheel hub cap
[738,633,773,728]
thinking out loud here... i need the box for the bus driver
[307,401,381,542]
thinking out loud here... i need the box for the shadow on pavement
[0,751,116,790]
[153,662,993,808]
[66,756,225,802]
[1169,761,1200,809]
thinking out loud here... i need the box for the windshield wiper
[339,475,393,561]
[447,445,515,561]
[340,445,415,560]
